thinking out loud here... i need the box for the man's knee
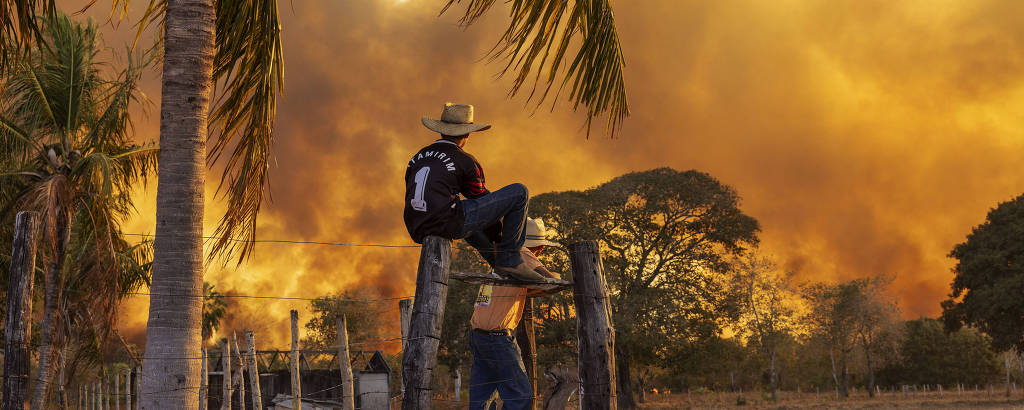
[508,183,528,199]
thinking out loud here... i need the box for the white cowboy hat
[421,103,492,136]
[525,218,560,248]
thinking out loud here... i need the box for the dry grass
[638,389,1024,409]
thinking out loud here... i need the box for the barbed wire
[120,233,421,249]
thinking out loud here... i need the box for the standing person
[404,102,552,281]
[469,218,559,410]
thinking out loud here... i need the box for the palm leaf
[0,0,56,72]
[206,0,284,264]
[0,115,37,162]
[442,0,629,136]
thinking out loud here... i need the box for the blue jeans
[468,331,534,410]
[460,183,528,267]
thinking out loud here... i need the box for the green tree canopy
[303,289,388,351]
[531,167,760,407]
[941,193,1024,352]
[879,318,1000,386]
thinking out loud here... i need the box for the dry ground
[638,389,1024,409]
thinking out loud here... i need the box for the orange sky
[62,0,1024,348]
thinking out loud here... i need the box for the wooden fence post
[199,347,208,410]
[102,379,107,410]
[115,370,120,410]
[125,369,131,410]
[399,298,412,399]
[232,334,245,410]
[453,369,461,402]
[401,236,452,410]
[569,240,616,410]
[337,315,355,410]
[244,331,263,409]
[3,211,38,410]
[222,339,232,410]
[134,366,141,410]
[515,298,538,410]
[290,310,302,410]
[95,382,100,410]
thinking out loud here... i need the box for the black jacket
[403,140,488,243]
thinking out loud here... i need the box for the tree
[532,167,760,408]
[5,0,631,404]
[0,13,156,406]
[201,282,227,345]
[803,281,859,398]
[942,193,1024,352]
[302,289,387,350]
[878,318,1000,386]
[730,254,802,401]
[850,275,900,397]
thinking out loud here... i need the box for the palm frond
[206,0,284,264]
[442,0,629,136]
[0,115,37,162]
[0,0,55,72]
[82,47,152,151]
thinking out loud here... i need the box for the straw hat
[421,103,492,136]
[525,218,559,248]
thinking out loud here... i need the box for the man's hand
[483,220,503,243]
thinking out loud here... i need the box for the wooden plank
[3,211,37,410]
[245,331,263,409]
[337,315,355,410]
[569,240,617,410]
[290,310,302,410]
[450,271,572,293]
[401,236,452,410]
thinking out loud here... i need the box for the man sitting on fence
[469,218,559,410]
[404,102,553,282]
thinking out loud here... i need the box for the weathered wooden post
[399,298,412,399]
[569,240,616,410]
[115,371,120,410]
[336,315,355,410]
[232,334,245,409]
[3,212,38,410]
[244,331,262,409]
[402,236,452,410]
[400,299,412,352]
[125,368,132,410]
[102,379,108,410]
[290,310,302,410]
[515,299,538,410]
[222,338,232,410]
[199,347,208,410]
[134,366,141,410]
[453,370,461,402]
[95,382,100,410]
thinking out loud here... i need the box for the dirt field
[637,390,1024,409]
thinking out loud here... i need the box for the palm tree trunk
[31,212,70,409]
[140,0,215,408]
